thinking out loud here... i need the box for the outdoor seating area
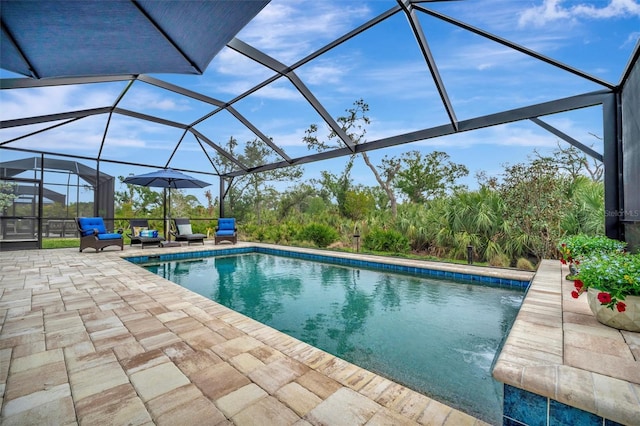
[128,219,165,249]
[75,216,123,252]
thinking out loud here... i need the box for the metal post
[219,177,225,219]
[353,226,360,252]
[603,93,623,241]
[467,245,473,265]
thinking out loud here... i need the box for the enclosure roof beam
[0,117,83,147]
[0,144,219,178]
[530,117,603,162]
[113,108,188,129]
[0,75,138,90]
[223,89,611,177]
[0,107,111,128]
[227,38,356,152]
[414,4,616,90]
[137,74,290,162]
[138,74,225,108]
[190,128,249,172]
[225,105,292,162]
[399,0,458,130]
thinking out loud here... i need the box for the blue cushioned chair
[76,217,123,252]
[215,218,237,245]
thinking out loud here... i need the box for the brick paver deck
[0,242,505,425]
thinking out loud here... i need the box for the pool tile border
[125,245,531,290]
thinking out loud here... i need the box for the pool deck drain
[1,242,530,425]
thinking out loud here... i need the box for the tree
[277,183,319,217]
[312,158,355,216]
[499,159,570,261]
[0,182,18,213]
[115,176,163,216]
[204,190,216,216]
[343,187,376,220]
[304,99,401,217]
[533,140,603,182]
[212,137,303,223]
[394,151,469,203]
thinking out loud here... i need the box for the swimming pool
[142,252,525,424]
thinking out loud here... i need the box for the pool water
[145,253,525,424]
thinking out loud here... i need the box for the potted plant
[571,251,640,331]
[558,235,626,278]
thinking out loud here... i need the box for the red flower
[561,243,566,247]
[571,291,580,299]
[574,260,580,265]
[597,292,612,304]
[616,302,626,312]
[560,259,567,265]
[574,280,584,290]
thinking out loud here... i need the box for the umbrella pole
[163,188,168,241]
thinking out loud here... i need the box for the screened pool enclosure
[1,0,639,250]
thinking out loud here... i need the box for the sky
[1,0,639,207]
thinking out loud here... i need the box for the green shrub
[516,257,535,271]
[362,228,410,253]
[300,223,339,248]
[558,234,626,264]
[488,253,510,268]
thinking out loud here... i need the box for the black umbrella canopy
[123,168,210,189]
[0,0,270,78]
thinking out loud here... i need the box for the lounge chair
[128,219,165,249]
[171,218,206,245]
[76,217,123,252]
[215,218,237,245]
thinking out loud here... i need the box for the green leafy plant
[558,234,626,265]
[300,223,339,248]
[362,228,410,253]
[572,252,640,312]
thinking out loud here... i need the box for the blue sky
[1,0,639,205]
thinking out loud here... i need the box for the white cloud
[299,63,347,86]
[206,0,376,100]
[519,0,640,27]
[624,31,640,47]
[120,87,192,112]
[0,85,118,120]
[239,1,373,63]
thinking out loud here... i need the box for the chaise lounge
[215,217,237,245]
[128,219,165,249]
[76,217,123,252]
[171,218,206,245]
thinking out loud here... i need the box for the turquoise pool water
[144,253,525,424]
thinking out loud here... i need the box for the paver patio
[1,242,500,425]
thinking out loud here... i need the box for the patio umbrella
[1,0,270,78]
[123,169,210,241]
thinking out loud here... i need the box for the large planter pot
[587,288,640,332]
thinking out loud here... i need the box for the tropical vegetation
[37,100,612,269]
